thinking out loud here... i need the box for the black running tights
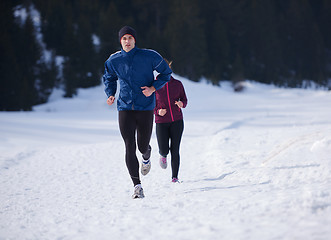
[156,119,184,179]
[118,110,153,186]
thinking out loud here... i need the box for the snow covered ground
[1,76,331,240]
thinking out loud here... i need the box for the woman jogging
[103,26,172,198]
[154,60,188,183]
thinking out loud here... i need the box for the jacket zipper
[166,83,174,122]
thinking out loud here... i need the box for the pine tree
[3,0,331,111]
[0,0,21,110]
[165,0,208,81]
[35,52,58,103]
[19,15,41,110]
[98,2,124,61]
[199,1,231,84]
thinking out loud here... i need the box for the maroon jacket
[154,76,188,123]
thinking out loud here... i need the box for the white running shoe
[132,184,145,199]
[141,146,151,176]
[141,159,151,176]
[159,155,167,169]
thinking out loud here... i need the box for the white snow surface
[1,76,331,240]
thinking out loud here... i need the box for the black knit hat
[118,26,137,42]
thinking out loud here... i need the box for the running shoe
[141,159,151,176]
[159,155,167,169]
[132,184,145,199]
[141,146,151,175]
[172,178,180,183]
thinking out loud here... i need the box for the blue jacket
[103,47,172,111]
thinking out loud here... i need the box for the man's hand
[141,86,156,97]
[107,96,115,105]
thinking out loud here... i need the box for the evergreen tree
[98,2,124,61]
[40,0,70,55]
[19,15,41,109]
[245,0,285,85]
[165,0,208,81]
[280,0,327,87]
[130,0,169,55]
[0,0,21,110]
[209,0,250,83]
[2,0,331,111]
[1,1,42,111]
[199,1,231,84]
[35,52,58,103]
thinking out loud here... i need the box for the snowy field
[1,75,331,240]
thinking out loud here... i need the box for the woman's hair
[164,58,173,69]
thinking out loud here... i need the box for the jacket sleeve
[154,92,160,116]
[103,60,118,98]
[179,82,188,108]
[152,54,172,90]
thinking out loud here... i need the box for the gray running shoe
[141,159,151,176]
[132,184,145,199]
[159,155,167,169]
[141,146,151,175]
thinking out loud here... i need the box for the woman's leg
[169,120,184,179]
[156,122,170,157]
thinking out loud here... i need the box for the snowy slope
[1,76,331,240]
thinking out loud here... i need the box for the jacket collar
[121,46,138,56]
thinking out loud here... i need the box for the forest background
[1,0,331,111]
